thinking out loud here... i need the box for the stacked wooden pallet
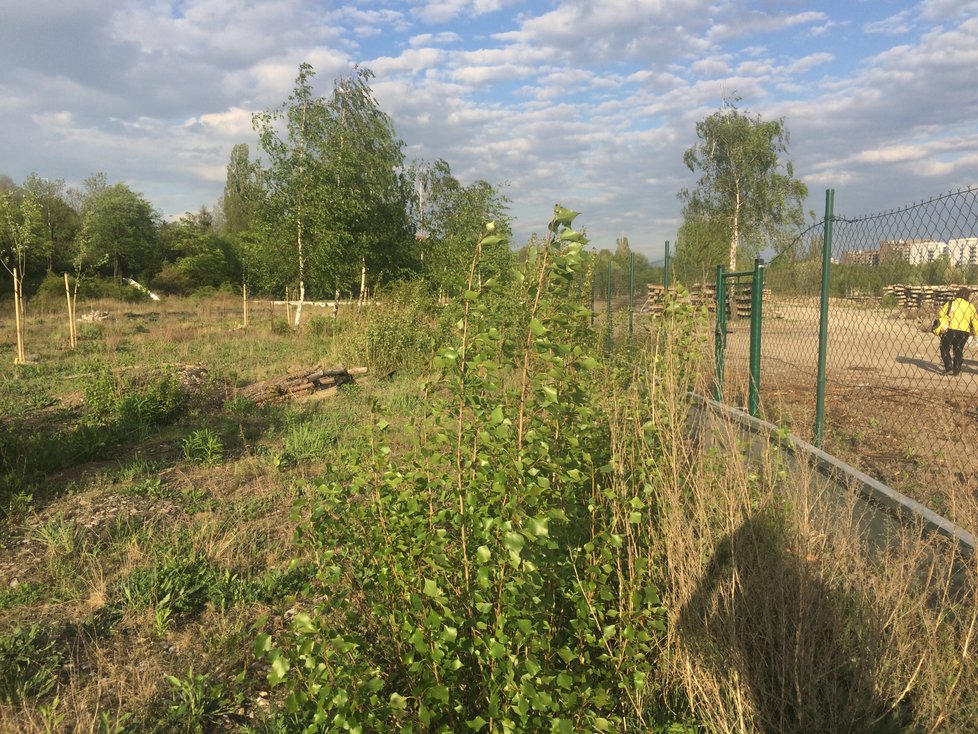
[237,364,368,404]
[884,284,965,310]
[642,283,718,314]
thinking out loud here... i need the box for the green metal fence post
[664,241,671,291]
[815,189,835,448]
[628,251,635,341]
[606,259,613,355]
[748,258,764,418]
[590,268,595,327]
[714,265,726,402]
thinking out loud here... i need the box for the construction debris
[237,364,368,404]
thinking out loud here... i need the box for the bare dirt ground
[720,296,978,533]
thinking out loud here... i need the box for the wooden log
[299,386,339,402]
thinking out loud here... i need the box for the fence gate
[714,258,765,417]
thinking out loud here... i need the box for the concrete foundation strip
[690,393,976,557]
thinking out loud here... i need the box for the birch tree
[679,102,807,271]
[0,190,44,363]
[253,62,325,327]
[254,64,414,324]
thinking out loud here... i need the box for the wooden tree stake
[13,267,25,364]
[64,272,77,348]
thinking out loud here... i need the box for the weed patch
[0,625,66,704]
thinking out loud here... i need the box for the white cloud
[184,106,256,138]
[708,10,827,43]
[786,52,833,75]
[863,10,914,35]
[1,0,976,254]
[409,32,463,47]
[919,0,978,21]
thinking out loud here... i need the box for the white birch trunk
[359,258,366,307]
[729,179,741,272]
[294,98,308,330]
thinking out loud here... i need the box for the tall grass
[638,313,978,732]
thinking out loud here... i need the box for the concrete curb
[690,393,976,556]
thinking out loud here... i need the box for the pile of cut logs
[237,364,368,404]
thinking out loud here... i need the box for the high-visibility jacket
[934,297,978,335]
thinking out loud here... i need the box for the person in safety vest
[932,287,978,375]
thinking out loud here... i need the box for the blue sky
[1,0,976,258]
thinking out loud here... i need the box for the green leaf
[476,545,492,563]
[268,652,289,685]
[551,204,580,228]
[389,692,408,711]
[503,532,525,554]
[293,612,315,633]
[528,318,547,336]
[423,578,441,597]
[466,716,488,731]
[254,633,272,656]
[528,516,549,537]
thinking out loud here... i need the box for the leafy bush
[362,279,441,372]
[256,209,676,731]
[82,365,187,431]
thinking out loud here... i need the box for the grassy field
[0,279,975,733]
[0,292,433,731]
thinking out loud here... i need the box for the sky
[1,0,977,259]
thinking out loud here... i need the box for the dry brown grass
[645,321,978,733]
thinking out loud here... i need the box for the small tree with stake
[0,191,44,363]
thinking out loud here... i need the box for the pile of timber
[642,282,770,316]
[732,284,773,317]
[884,284,969,310]
[237,364,368,404]
[643,283,714,314]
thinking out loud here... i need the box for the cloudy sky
[2,0,977,258]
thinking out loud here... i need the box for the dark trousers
[940,329,969,373]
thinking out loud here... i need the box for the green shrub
[82,366,187,431]
[256,211,675,731]
[271,317,291,335]
[181,428,224,466]
[363,280,440,372]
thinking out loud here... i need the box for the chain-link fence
[715,187,978,529]
[591,251,669,349]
